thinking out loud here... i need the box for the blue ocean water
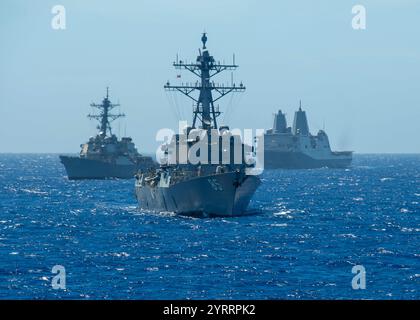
[0,154,418,300]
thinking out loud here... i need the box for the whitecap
[400,227,420,233]
[337,233,357,238]
[273,210,291,216]
[270,223,288,227]
[21,188,48,195]
[378,248,394,255]
[157,211,176,217]
[111,252,130,258]
[146,267,159,272]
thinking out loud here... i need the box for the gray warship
[264,102,352,169]
[60,88,155,179]
[135,33,261,217]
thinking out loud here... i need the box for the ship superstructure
[264,102,352,169]
[135,34,260,217]
[60,88,155,179]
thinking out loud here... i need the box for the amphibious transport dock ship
[135,33,260,217]
[264,103,352,169]
[60,88,155,179]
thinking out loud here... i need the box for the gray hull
[60,155,148,179]
[264,151,352,169]
[135,172,260,217]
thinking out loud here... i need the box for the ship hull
[135,172,260,217]
[60,155,152,179]
[264,150,352,169]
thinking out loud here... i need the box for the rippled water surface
[0,154,419,299]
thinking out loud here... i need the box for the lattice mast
[164,33,245,130]
[88,87,125,137]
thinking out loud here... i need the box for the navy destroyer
[60,88,155,179]
[135,33,261,217]
[264,102,352,169]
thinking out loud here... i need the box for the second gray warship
[60,88,155,179]
[135,34,261,217]
[264,102,353,169]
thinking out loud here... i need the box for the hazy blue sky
[1,0,419,153]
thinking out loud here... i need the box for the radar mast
[164,33,245,130]
[88,87,125,137]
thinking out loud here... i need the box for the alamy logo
[155,121,265,176]
[352,5,366,30]
[51,5,66,30]
[351,265,366,289]
[51,265,66,290]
